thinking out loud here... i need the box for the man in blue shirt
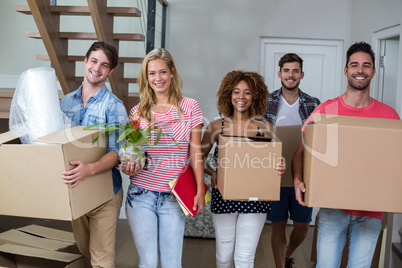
[60,41,128,268]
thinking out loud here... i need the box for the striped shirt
[129,97,204,192]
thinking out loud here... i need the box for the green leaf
[146,138,152,148]
[154,128,162,145]
[92,135,100,144]
[117,128,134,143]
[83,123,113,130]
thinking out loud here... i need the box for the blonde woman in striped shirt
[121,48,205,268]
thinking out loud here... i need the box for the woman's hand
[276,156,286,175]
[193,191,206,213]
[119,161,142,176]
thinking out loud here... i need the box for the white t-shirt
[275,95,302,126]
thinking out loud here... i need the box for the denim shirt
[60,85,128,194]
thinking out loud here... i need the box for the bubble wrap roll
[9,67,70,144]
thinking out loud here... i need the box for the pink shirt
[303,96,400,219]
[130,97,203,192]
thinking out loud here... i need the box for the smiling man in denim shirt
[60,41,128,268]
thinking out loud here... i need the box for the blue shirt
[60,84,128,194]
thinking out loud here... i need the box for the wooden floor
[0,215,316,268]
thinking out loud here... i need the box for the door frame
[372,24,402,112]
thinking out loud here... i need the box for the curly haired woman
[201,70,285,268]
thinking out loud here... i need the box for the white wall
[166,0,352,123]
[0,0,48,86]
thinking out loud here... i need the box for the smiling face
[345,52,376,91]
[231,80,252,114]
[84,49,113,87]
[147,59,174,97]
[278,62,304,91]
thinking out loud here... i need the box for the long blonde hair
[138,48,183,122]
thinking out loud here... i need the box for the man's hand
[294,179,307,206]
[62,160,93,188]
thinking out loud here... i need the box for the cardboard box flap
[253,120,281,142]
[35,125,100,145]
[0,229,74,251]
[0,131,19,145]
[17,225,75,244]
[310,113,402,130]
[61,139,112,219]
[0,244,81,263]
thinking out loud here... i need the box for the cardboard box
[274,125,302,187]
[303,114,402,213]
[0,224,85,267]
[0,126,114,220]
[217,134,282,201]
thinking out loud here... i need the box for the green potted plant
[84,111,180,170]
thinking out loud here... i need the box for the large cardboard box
[217,134,282,201]
[274,125,303,187]
[0,126,114,220]
[0,224,85,267]
[304,114,402,213]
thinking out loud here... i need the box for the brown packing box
[0,224,85,267]
[303,114,402,213]
[217,131,282,201]
[274,125,302,187]
[0,126,114,220]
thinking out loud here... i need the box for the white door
[259,37,344,103]
[372,25,402,114]
[259,38,344,225]
[377,37,400,109]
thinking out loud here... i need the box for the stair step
[27,32,145,42]
[36,55,144,64]
[15,5,141,17]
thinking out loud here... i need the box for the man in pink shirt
[292,42,400,268]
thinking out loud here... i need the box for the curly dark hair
[217,71,269,117]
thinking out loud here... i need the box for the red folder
[171,164,208,217]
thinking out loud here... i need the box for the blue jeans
[316,208,382,268]
[125,184,186,268]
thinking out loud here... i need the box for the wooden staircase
[11,0,167,113]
